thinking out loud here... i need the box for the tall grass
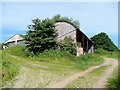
[0,50,2,89]
[3,46,32,57]
[74,54,103,70]
[106,68,119,89]
[35,49,104,70]
[2,46,104,86]
[3,46,104,70]
[94,48,118,59]
[2,52,20,86]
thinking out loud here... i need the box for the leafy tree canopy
[52,14,80,29]
[0,43,2,50]
[24,18,58,54]
[91,32,118,51]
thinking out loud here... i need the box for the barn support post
[92,44,94,53]
[90,44,94,53]
[91,45,92,53]
[86,39,88,53]
[82,35,84,54]
[15,40,18,45]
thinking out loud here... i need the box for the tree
[91,32,118,51]
[24,18,58,54]
[52,14,80,29]
[0,43,2,50]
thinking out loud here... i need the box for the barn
[55,21,94,56]
[4,21,94,56]
[4,34,26,48]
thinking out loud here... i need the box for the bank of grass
[2,46,104,87]
[3,46,31,58]
[0,50,2,89]
[4,46,104,70]
[94,48,118,59]
[2,52,25,86]
[106,67,119,89]
[94,48,119,89]
[65,65,110,88]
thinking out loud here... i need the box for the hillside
[1,46,118,88]
[91,32,118,51]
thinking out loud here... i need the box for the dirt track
[3,55,118,88]
[93,58,118,88]
[48,57,118,88]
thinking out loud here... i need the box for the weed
[94,48,118,59]
[2,52,20,86]
[106,68,119,89]
[65,65,109,88]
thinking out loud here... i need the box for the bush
[106,69,119,89]
[38,49,75,61]
[94,48,118,59]
[57,37,77,55]
[94,48,108,55]
[2,53,19,86]
[74,54,104,70]
[52,14,80,29]
[3,46,33,57]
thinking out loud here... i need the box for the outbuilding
[4,21,94,56]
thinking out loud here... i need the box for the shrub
[52,14,80,29]
[94,48,118,59]
[74,54,104,70]
[2,53,19,86]
[3,46,33,57]
[57,37,77,55]
[94,48,108,55]
[106,69,119,89]
[38,49,75,61]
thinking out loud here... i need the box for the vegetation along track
[48,57,118,88]
[4,54,118,88]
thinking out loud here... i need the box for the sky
[1,1,118,47]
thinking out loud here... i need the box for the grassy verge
[106,67,119,89]
[94,48,119,59]
[3,46,104,70]
[2,52,24,86]
[0,50,2,89]
[2,46,104,88]
[94,48,119,89]
[65,65,110,88]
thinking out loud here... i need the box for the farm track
[48,57,118,88]
[8,54,49,69]
[4,55,118,88]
